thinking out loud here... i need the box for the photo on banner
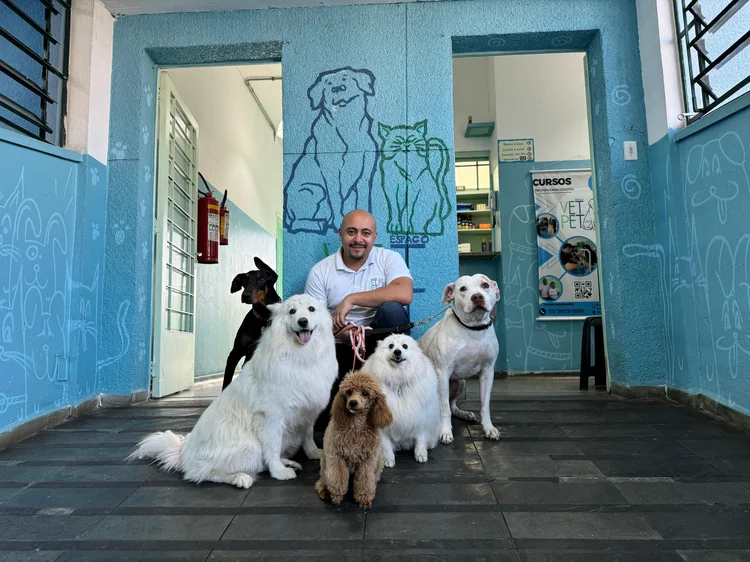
[532,169,601,319]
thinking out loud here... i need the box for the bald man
[305,210,413,410]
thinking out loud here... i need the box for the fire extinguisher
[219,189,229,246]
[197,172,219,264]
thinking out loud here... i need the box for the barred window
[673,0,750,123]
[0,0,71,146]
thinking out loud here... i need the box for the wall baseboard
[0,390,149,451]
[666,388,750,433]
[610,383,667,400]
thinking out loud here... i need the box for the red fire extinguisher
[197,172,220,264]
[219,189,229,246]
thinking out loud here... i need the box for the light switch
[624,141,638,161]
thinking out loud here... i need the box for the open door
[151,71,200,398]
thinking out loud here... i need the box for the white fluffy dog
[363,334,440,467]
[127,294,337,488]
[419,274,501,445]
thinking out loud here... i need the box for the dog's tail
[125,430,186,472]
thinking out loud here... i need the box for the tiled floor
[3,377,750,560]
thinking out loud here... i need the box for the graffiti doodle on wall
[377,120,452,236]
[284,67,378,234]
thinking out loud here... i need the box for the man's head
[339,210,377,263]
[542,278,548,286]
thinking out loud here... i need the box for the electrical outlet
[624,141,638,161]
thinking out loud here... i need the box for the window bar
[0,60,55,103]
[59,0,71,146]
[41,5,51,142]
[0,0,58,44]
[0,26,65,78]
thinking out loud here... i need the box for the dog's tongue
[298,330,312,343]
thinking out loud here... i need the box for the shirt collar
[336,246,378,272]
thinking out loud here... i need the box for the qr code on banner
[574,280,593,299]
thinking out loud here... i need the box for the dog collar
[451,307,495,331]
[252,306,273,332]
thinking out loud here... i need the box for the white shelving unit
[457,189,499,259]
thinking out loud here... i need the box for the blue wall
[106,0,663,392]
[499,160,591,373]
[194,198,275,379]
[633,94,750,412]
[0,129,111,434]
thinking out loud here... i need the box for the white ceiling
[237,63,282,129]
[102,0,451,16]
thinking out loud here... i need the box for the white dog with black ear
[127,294,337,489]
[419,274,501,444]
[363,334,440,466]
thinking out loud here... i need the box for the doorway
[150,63,283,398]
[452,52,606,385]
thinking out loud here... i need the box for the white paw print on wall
[90,167,99,186]
[139,341,147,362]
[144,165,151,183]
[138,285,146,313]
[141,240,148,261]
[145,85,153,108]
[92,223,100,240]
[113,220,130,245]
[141,126,149,145]
[110,142,127,160]
[140,200,147,218]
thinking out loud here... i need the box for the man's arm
[345,277,413,308]
[304,268,328,308]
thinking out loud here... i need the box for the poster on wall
[499,139,534,162]
[532,169,601,319]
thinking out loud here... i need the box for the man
[540,277,550,300]
[305,209,413,407]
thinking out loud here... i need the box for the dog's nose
[298,317,308,328]
[348,399,358,408]
[471,293,485,304]
[394,349,402,357]
[332,84,346,93]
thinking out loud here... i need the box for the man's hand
[333,296,354,332]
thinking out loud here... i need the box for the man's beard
[347,244,367,260]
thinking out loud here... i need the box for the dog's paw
[315,481,330,501]
[452,408,478,422]
[356,495,374,509]
[272,466,297,480]
[306,448,323,461]
[231,473,254,489]
[331,494,344,505]
[484,426,501,441]
[282,458,303,471]
[414,450,428,463]
[384,456,396,468]
[439,429,454,445]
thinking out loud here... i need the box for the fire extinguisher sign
[208,204,220,243]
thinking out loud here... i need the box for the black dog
[222,257,281,390]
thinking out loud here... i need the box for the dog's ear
[441,283,456,305]
[368,389,392,430]
[490,280,500,301]
[266,287,282,304]
[308,74,326,110]
[352,69,375,96]
[254,257,275,274]
[331,390,349,427]
[231,274,247,293]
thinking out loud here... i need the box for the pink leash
[348,324,370,371]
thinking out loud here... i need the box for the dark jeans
[315,302,410,430]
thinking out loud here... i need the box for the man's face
[339,213,377,262]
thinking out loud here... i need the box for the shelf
[459,252,501,260]
[458,228,492,233]
[457,209,491,214]
[456,190,491,198]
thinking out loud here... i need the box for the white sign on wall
[499,138,534,162]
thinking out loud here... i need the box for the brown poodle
[315,370,393,509]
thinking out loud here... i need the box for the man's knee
[372,302,410,331]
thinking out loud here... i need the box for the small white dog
[363,334,440,466]
[127,294,337,488]
[419,274,501,444]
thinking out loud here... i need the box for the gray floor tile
[558,425,665,438]
[474,440,585,457]
[374,482,497,505]
[365,512,510,540]
[1,486,137,508]
[519,553,685,561]
[121,485,249,507]
[574,438,693,457]
[614,482,750,504]
[546,411,644,424]
[0,446,133,462]
[0,515,103,540]
[243,484,326,507]
[0,465,54,483]
[480,456,604,478]
[83,514,233,540]
[491,481,628,505]
[710,459,750,475]
[654,423,739,439]
[644,512,750,539]
[55,552,211,561]
[0,553,63,561]
[361,551,521,561]
[677,551,750,561]
[504,513,660,539]
[222,513,365,540]
[679,438,750,457]
[592,458,723,478]
[208,550,364,561]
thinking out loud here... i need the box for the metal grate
[673,0,750,123]
[0,0,70,146]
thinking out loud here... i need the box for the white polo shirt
[304,246,412,326]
